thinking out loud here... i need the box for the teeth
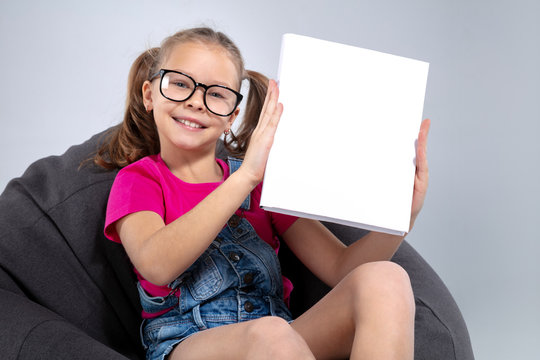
[178,119,202,128]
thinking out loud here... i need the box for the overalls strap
[227,157,251,211]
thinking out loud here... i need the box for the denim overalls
[137,158,292,360]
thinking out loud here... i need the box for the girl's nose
[186,87,205,111]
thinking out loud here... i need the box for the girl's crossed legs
[169,261,415,360]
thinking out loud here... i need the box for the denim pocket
[137,282,177,315]
[142,314,198,358]
[187,255,223,301]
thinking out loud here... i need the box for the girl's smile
[172,116,207,130]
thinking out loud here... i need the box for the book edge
[261,206,407,236]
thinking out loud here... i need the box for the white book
[260,34,429,236]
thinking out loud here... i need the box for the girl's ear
[142,80,154,112]
[227,107,240,130]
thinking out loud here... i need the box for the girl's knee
[246,316,290,340]
[347,261,415,311]
[245,317,313,359]
[350,261,411,289]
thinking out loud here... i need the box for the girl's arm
[116,170,256,286]
[282,119,430,287]
[116,81,283,287]
[282,219,404,287]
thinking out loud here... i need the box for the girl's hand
[409,118,431,231]
[239,79,283,186]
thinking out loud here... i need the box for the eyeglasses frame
[150,69,243,117]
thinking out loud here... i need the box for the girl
[98,27,430,360]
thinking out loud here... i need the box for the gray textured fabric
[0,127,473,359]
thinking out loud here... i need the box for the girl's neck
[160,147,223,184]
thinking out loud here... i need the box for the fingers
[257,80,282,131]
[417,119,430,156]
[258,80,273,123]
[267,81,283,129]
[416,118,430,178]
[419,118,430,149]
[410,119,431,227]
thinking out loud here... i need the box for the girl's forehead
[162,42,240,87]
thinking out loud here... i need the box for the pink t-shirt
[104,154,297,308]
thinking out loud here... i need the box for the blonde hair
[94,27,268,170]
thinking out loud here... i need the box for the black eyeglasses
[150,69,243,117]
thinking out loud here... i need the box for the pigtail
[224,70,269,158]
[94,47,161,170]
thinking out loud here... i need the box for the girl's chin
[171,137,219,152]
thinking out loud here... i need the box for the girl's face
[143,41,240,159]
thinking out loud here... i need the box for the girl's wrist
[228,168,260,194]
[233,165,262,189]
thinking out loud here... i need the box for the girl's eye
[208,91,225,99]
[174,81,189,89]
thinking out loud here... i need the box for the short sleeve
[104,160,165,243]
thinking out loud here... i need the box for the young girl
[98,27,430,360]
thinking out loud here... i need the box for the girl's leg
[169,261,413,360]
[291,261,415,360]
[169,316,314,360]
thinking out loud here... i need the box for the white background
[1,1,539,359]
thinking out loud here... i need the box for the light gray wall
[1,0,539,359]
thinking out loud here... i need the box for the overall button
[243,273,254,285]
[228,214,241,227]
[244,301,254,313]
[228,252,241,262]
